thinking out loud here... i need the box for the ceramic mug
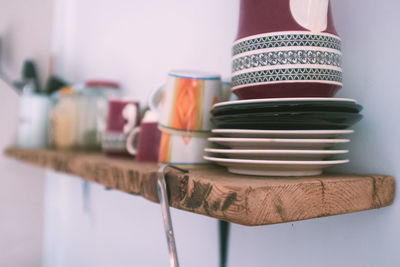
[126,110,161,162]
[232,0,342,99]
[18,94,50,148]
[158,131,211,169]
[102,98,140,155]
[149,70,222,136]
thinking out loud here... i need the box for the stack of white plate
[204,98,363,177]
[205,129,352,176]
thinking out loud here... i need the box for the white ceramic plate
[213,97,357,109]
[208,137,350,149]
[212,129,354,139]
[204,156,349,176]
[204,148,349,160]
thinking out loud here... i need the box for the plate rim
[208,137,350,143]
[213,97,357,109]
[204,148,349,155]
[211,129,354,135]
[212,111,363,121]
[204,155,349,165]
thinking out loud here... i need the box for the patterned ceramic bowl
[232,0,342,99]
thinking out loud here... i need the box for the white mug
[18,94,50,148]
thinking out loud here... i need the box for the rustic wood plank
[4,147,395,226]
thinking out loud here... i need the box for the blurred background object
[0,0,53,266]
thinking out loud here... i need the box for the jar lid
[85,80,120,89]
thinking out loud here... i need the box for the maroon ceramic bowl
[232,0,342,99]
[233,83,340,100]
[235,0,338,40]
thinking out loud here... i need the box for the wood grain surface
[4,147,395,226]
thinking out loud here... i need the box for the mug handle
[122,103,138,134]
[126,126,140,156]
[221,81,233,102]
[148,85,164,113]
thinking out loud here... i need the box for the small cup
[150,70,223,136]
[126,110,162,162]
[102,98,140,156]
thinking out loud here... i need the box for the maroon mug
[232,0,342,99]
[126,111,161,162]
[102,99,140,156]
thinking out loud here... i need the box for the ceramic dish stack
[204,98,363,176]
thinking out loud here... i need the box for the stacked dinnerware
[204,98,362,176]
[203,0,363,176]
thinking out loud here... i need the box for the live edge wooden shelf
[4,147,395,226]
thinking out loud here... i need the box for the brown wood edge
[168,172,395,226]
[4,147,396,226]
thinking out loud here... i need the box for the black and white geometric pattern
[102,132,128,151]
[232,50,342,73]
[232,32,341,56]
[232,68,342,88]
[232,32,343,89]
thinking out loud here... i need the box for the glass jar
[76,80,120,150]
[49,86,80,149]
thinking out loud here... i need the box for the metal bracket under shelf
[157,165,231,267]
[157,165,188,267]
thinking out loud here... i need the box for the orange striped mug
[150,70,223,136]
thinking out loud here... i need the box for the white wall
[52,0,237,103]
[43,0,400,267]
[42,171,219,267]
[43,1,236,266]
[0,0,53,266]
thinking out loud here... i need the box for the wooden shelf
[4,147,395,226]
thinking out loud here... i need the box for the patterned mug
[102,98,140,156]
[149,70,223,136]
